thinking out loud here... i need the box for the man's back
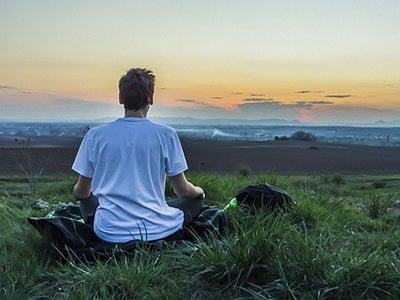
[72,117,187,242]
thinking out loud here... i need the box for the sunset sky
[1,1,399,124]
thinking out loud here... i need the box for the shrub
[290,131,316,141]
[319,174,331,184]
[365,193,396,219]
[274,135,289,141]
[372,180,386,189]
[332,174,345,186]
[237,164,251,177]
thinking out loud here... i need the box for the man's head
[119,68,155,111]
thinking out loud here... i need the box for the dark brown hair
[119,68,155,111]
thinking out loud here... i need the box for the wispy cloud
[250,93,265,97]
[177,98,204,105]
[176,98,223,110]
[19,90,52,96]
[325,94,352,98]
[49,98,94,107]
[210,96,223,99]
[239,100,313,112]
[290,102,312,109]
[310,100,333,105]
[0,85,16,90]
[231,92,244,95]
[0,84,51,96]
[295,90,324,94]
[242,97,277,102]
[299,100,334,105]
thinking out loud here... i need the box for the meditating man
[72,68,205,243]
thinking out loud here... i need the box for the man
[72,68,205,243]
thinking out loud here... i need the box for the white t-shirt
[72,117,187,242]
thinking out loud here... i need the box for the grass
[1,173,400,299]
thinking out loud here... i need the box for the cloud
[242,97,277,103]
[295,90,311,94]
[231,92,244,95]
[0,84,51,96]
[325,94,352,98]
[299,100,334,105]
[309,100,333,105]
[155,100,360,122]
[176,98,224,110]
[49,98,98,107]
[177,98,204,105]
[236,99,314,120]
[0,85,16,90]
[239,100,311,110]
[210,96,223,99]
[295,90,324,94]
[19,90,51,96]
[250,93,265,97]
[295,101,313,108]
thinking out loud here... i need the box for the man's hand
[193,185,205,200]
[169,173,205,199]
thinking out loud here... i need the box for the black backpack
[188,206,227,239]
[235,183,294,211]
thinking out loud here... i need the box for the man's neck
[124,107,148,118]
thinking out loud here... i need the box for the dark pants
[79,194,204,242]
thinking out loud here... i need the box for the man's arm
[169,173,205,199]
[73,175,92,199]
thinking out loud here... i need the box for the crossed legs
[78,194,204,241]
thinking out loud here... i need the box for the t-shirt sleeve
[165,130,188,177]
[72,132,94,178]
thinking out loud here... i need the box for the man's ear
[119,94,124,105]
[148,94,154,106]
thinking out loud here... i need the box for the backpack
[187,206,227,239]
[235,183,294,211]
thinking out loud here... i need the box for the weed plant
[1,174,400,299]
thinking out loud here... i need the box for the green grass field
[1,173,399,299]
